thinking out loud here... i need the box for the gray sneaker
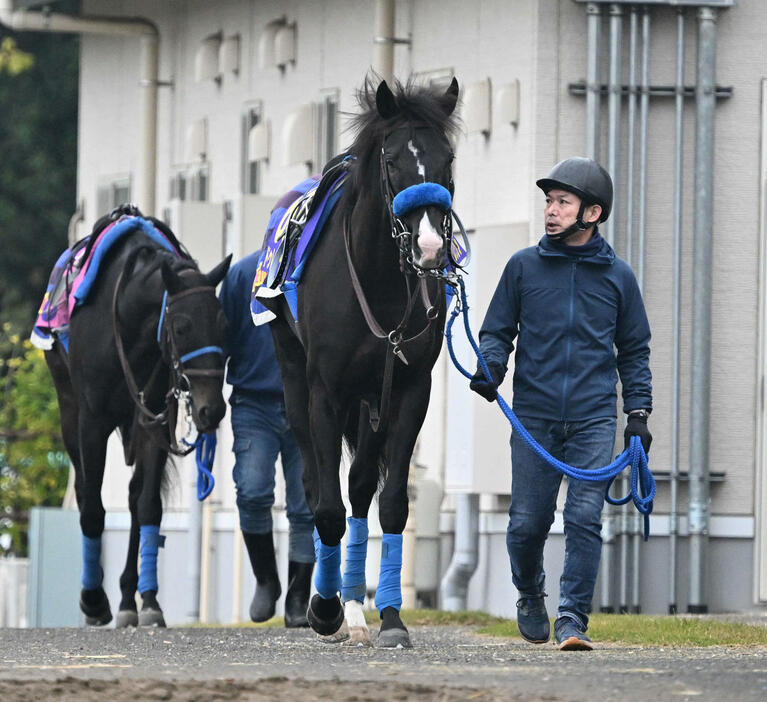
[516,594,550,644]
[554,616,593,651]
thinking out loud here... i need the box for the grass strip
[478,613,767,647]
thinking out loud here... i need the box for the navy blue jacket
[219,251,284,403]
[478,233,652,421]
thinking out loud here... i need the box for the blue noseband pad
[392,183,452,217]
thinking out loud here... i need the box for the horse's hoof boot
[377,627,412,649]
[80,588,112,627]
[138,607,166,628]
[307,594,345,636]
[115,609,139,628]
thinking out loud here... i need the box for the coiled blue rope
[183,432,216,500]
[444,276,656,539]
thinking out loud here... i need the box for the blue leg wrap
[81,535,103,590]
[341,517,368,603]
[137,525,166,594]
[375,532,403,613]
[313,527,342,599]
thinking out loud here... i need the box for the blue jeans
[230,392,314,563]
[506,416,617,629]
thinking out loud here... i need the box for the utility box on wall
[165,200,225,272]
[28,507,81,627]
[444,222,530,494]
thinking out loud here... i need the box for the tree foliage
[0,6,79,555]
[0,12,79,330]
[0,328,68,556]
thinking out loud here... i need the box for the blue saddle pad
[251,171,347,325]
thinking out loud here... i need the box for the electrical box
[463,78,492,136]
[282,103,314,166]
[165,200,225,272]
[444,222,530,494]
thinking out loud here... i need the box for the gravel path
[0,625,765,701]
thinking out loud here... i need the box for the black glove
[469,363,504,402]
[624,411,652,454]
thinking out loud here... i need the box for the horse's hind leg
[134,442,168,627]
[77,417,113,626]
[115,466,143,628]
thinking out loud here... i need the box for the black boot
[242,531,282,622]
[284,560,314,628]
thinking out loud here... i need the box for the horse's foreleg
[375,376,432,648]
[77,417,112,626]
[339,412,385,646]
[134,444,168,627]
[305,384,345,636]
[115,466,142,627]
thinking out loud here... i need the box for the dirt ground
[0,625,766,701]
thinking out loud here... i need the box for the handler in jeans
[470,157,652,650]
[219,251,315,627]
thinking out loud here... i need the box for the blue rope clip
[444,276,656,539]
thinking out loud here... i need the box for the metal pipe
[187,464,202,621]
[232,528,243,623]
[373,0,395,84]
[604,3,623,248]
[0,1,160,215]
[585,3,602,161]
[669,8,686,616]
[619,7,638,616]
[629,5,651,616]
[440,493,480,611]
[688,6,718,614]
[598,3,623,613]
[637,7,650,294]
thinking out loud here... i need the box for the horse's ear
[205,254,233,288]
[442,77,459,116]
[161,261,182,295]
[376,80,399,119]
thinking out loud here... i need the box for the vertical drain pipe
[604,3,623,248]
[688,6,718,614]
[599,2,622,614]
[669,8,686,616]
[619,5,639,616]
[630,5,651,615]
[440,493,480,611]
[585,2,602,161]
[373,0,395,85]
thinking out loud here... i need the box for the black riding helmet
[536,157,613,240]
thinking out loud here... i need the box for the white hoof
[341,600,371,647]
[319,618,349,644]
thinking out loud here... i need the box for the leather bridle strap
[343,215,440,433]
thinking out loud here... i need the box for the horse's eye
[172,315,192,336]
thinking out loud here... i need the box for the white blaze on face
[407,139,426,181]
[417,211,442,263]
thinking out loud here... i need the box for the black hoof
[378,606,412,648]
[139,591,166,627]
[80,586,112,627]
[138,607,166,627]
[307,593,344,636]
[115,609,139,628]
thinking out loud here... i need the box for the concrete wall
[63,0,767,617]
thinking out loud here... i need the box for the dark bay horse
[261,78,460,647]
[43,211,231,627]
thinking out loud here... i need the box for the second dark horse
[45,211,231,627]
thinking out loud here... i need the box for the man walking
[469,157,652,650]
[220,251,315,627]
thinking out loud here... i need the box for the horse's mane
[344,76,461,197]
[123,236,199,286]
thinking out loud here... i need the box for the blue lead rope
[445,276,656,539]
[184,432,217,500]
